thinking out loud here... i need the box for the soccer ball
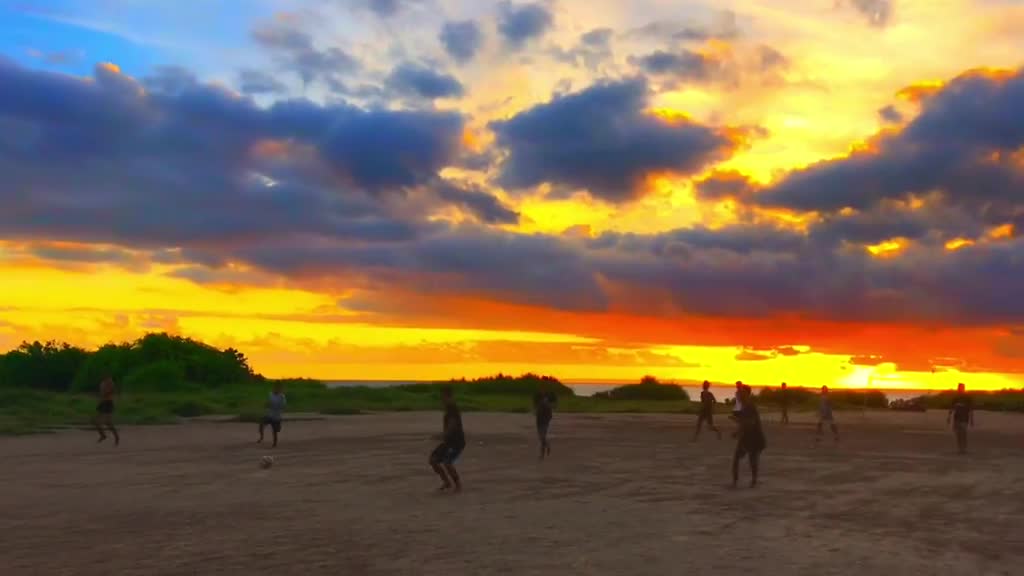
[260,455,274,469]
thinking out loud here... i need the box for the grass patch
[0,381,702,435]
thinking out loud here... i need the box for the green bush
[0,341,89,391]
[0,332,256,393]
[593,376,690,401]
[757,386,888,409]
[396,373,576,397]
[122,360,188,392]
[914,389,1024,412]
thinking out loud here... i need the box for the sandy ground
[2,410,1023,576]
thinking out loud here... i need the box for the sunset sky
[2,0,1024,389]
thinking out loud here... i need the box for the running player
[94,375,120,446]
[430,385,466,493]
[534,390,554,459]
[693,380,722,440]
[779,382,790,425]
[731,385,765,488]
[257,382,286,448]
[815,385,839,444]
[947,382,974,454]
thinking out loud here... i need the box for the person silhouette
[947,382,974,454]
[429,385,466,493]
[815,386,839,444]
[779,382,790,425]
[731,385,765,488]
[693,380,722,440]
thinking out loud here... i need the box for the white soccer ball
[260,455,274,469]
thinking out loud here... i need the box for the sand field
[2,410,1023,575]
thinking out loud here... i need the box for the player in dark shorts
[693,380,722,440]
[94,375,120,446]
[257,382,286,448]
[779,382,790,425]
[731,385,765,488]
[815,385,839,444]
[430,385,465,493]
[534,391,554,459]
[947,382,974,454]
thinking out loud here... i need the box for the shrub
[594,376,690,401]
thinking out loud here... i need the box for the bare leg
[955,424,967,454]
[693,416,704,441]
[831,423,839,443]
[749,450,760,487]
[431,461,452,490]
[442,462,461,492]
[815,421,823,444]
[271,425,278,448]
[781,410,789,425]
[257,422,265,443]
[94,415,107,443]
[106,417,120,446]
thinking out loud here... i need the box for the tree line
[0,333,256,392]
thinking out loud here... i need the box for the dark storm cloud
[27,244,144,267]
[0,59,462,250]
[489,78,734,202]
[694,170,758,201]
[251,19,359,87]
[386,62,464,100]
[497,1,554,50]
[756,68,1024,220]
[6,60,1024,331]
[434,181,520,225]
[238,69,288,95]
[440,20,484,64]
[229,228,608,312]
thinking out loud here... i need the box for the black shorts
[736,432,766,456]
[261,416,282,433]
[698,411,714,424]
[430,442,464,465]
[96,400,114,414]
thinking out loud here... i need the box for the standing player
[731,385,765,488]
[534,390,554,459]
[430,385,466,493]
[732,381,745,415]
[693,380,722,440]
[947,382,974,454]
[815,385,839,444]
[779,382,790,425]
[257,382,286,448]
[94,375,120,446]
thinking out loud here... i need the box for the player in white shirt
[258,382,287,448]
